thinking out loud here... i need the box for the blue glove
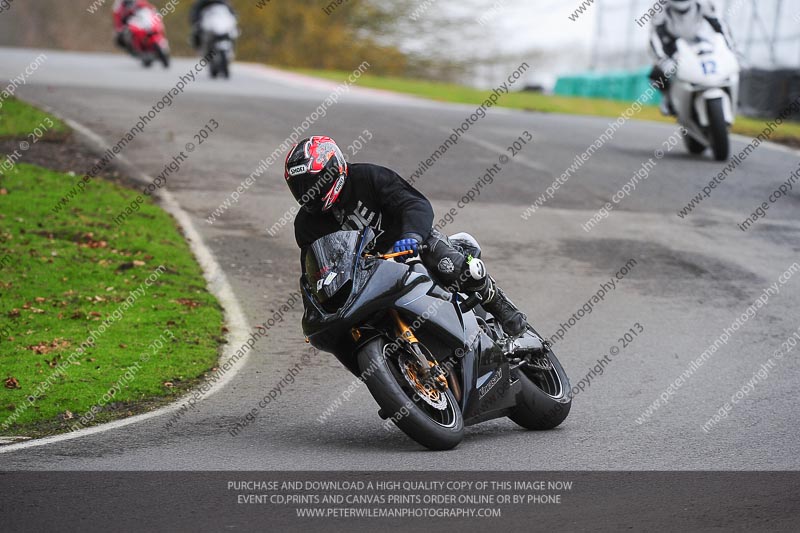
[392,238,419,262]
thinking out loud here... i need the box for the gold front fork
[391,310,448,389]
[391,310,419,344]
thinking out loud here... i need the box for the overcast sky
[430,0,601,86]
[429,0,800,86]
[479,0,595,54]
[469,0,800,67]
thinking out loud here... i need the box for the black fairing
[300,229,519,424]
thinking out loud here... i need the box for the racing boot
[479,277,529,338]
[659,97,671,116]
[659,95,676,116]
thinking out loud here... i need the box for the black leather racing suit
[294,163,528,336]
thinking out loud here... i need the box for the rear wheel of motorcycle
[508,349,571,430]
[707,98,730,161]
[358,337,464,451]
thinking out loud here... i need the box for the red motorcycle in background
[114,1,170,68]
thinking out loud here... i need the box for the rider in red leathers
[112,0,156,52]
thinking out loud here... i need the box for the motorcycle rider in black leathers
[649,0,734,115]
[286,136,529,338]
[189,0,234,49]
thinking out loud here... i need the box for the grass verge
[297,69,800,147]
[0,99,223,438]
[0,97,69,140]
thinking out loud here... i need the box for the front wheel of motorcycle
[508,349,571,430]
[684,132,706,155]
[219,52,230,79]
[358,337,464,451]
[706,98,730,161]
[156,45,170,69]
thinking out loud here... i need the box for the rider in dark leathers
[286,136,529,337]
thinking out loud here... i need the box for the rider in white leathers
[649,0,735,114]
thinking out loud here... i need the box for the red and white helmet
[284,136,348,213]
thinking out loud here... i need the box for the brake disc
[398,353,447,411]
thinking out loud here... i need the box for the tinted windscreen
[304,231,359,305]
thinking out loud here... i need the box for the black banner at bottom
[2,471,799,532]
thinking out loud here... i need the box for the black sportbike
[301,228,571,450]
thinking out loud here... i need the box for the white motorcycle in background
[200,4,239,79]
[669,32,740,161]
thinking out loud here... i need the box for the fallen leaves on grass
[117,260,151,271]
[78,232,108,249]
[27,338,71,355]
[175,299,201,309]
[21,302,45,314]
[4,377,21,389]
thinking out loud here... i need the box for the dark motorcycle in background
[198,4,238,79]
[301,228,571,451]
[126,6,170,68]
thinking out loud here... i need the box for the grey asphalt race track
[1,48,799,470]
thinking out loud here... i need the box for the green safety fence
[554,67,661,105]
